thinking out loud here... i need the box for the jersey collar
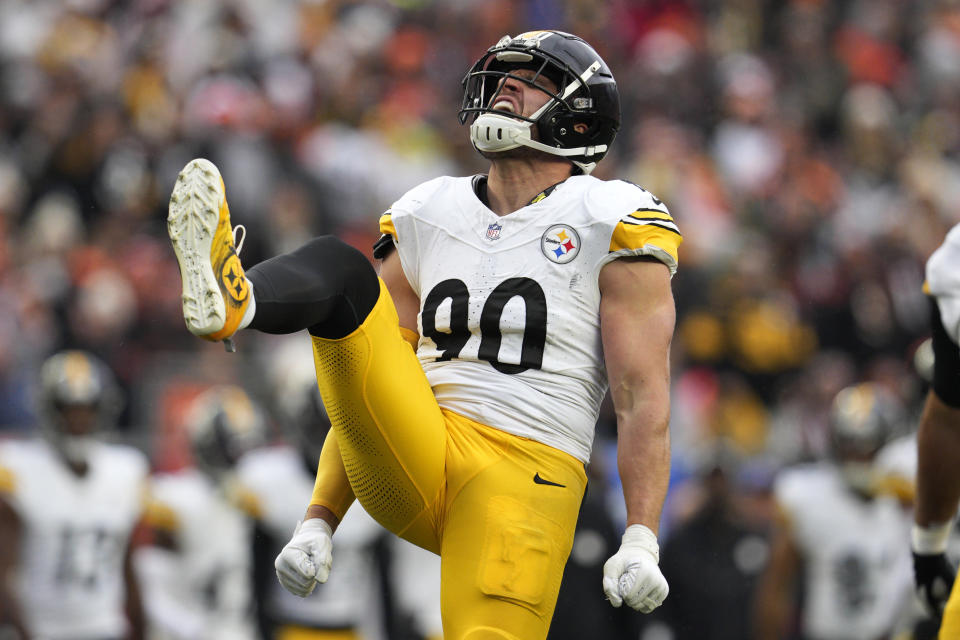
[471,174,567,209]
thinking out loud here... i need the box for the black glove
[914,551,956,619]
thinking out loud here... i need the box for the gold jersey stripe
[225,483,264,519]
[628,208,674,222]
[379,213,397,239]
[923,280,931,295]
[0,465,14,494]
[142,500,180,532]
[609,221,681,265]
[874,473,915,504]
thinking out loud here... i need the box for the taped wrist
[913,521,954,554]
[622,523,660,562]
[298,518,333,539]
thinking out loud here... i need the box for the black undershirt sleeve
[930,296,960,407]
[372,233,395,260]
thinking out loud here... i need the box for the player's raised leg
[309,283,447,552]
[168,158,253,350]
[168,158,449,550]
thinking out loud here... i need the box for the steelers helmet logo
[541,224,581,264]
[221,254,248,303]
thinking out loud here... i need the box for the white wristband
[912,521,953,554]
[298,518,333,538]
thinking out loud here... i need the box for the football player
[912,223,960,638]
[0,350,149,640]
[755,383,914,640]
[168,30,679,639]
[136,385,262,640]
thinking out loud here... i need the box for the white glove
[602,523,669,612]
[274,518,333,597]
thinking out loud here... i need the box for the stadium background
[0,0,955,636]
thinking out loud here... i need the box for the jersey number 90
[421,277,547,374]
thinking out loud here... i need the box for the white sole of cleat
[168,159,227,337]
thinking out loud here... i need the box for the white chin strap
[469,113,605,175]
[469,60,606,174]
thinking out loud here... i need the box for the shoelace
[233,224,246,255]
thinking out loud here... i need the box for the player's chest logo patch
[486,222,503,241]
[541,224,580,264]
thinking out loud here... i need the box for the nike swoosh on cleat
[533,472,566,488]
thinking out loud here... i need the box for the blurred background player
[912,223,960,638]
[755,382,914,640]
[136,385,263,640]
[238,342,394,640]
[0,350,149,640]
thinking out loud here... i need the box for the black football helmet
[459,30,620,175]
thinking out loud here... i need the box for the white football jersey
[0,438,148,640]
[927,221,960,344]
[141,469,256,640]
[235,445,391,636]
[774,463,912,640]
[380,174,681,462]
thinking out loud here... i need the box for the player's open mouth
[492,99,516,113]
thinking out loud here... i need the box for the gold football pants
[310,279,587,640]
[941,570,960,640]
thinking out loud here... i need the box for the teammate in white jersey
[136,385,263,640]
[167,30,679,639]
[912,222,960,639]
[755,383,914,640]
[0,351,148,640]
[241,349,394,640]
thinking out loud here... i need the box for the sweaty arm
[916,391,960,527]
[599,257,673,532]
[911,299,960,617]
[599,256,674,612]
[916,295,960,527]
[0,496,30,638]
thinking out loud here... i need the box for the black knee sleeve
[246,236,380,339]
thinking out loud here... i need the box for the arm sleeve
[930,296,960,408]
[373,233,395,260]
[593,182,682,276]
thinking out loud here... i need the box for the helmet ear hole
[548,112,605,146]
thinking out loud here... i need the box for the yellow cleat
[168,158,250,351]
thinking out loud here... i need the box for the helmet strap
[470,113,606,174]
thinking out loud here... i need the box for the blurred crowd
[1,0,959,638]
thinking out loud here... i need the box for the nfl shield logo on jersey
[486,222,503,241]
